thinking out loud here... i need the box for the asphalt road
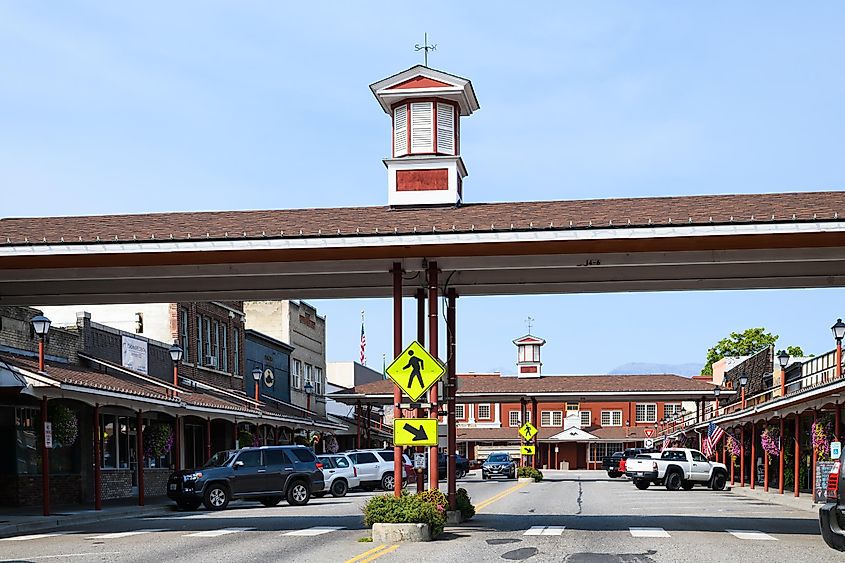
[0,471,834,563]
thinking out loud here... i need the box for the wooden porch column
[531,398,539,469]
[93,403,102,510]
[740,425,745,487]
[416,288,426,493]
[750,423,756,489]
[173,415,181,471]
[206,418,212,461]
[427,261,439,491]
[520,398,527,466]
[794,413,800,497]
[392,263,403,497]
[836,402,841,445]
[730,428,735,486]
[446,288,458,510]
[136,410,145,506]
[778,416,785,494]
[356,400,362,449]
[41,395,50,516]
[812,409,818,500]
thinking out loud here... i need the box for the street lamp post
[169,343,183,390]
[304,381,314,412]
[833,319,845,380]
[31,315,51,372]
[777,350,789,397]
[252,368,262,402]
[739,373,748,409]
[713,385,721,417]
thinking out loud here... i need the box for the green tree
[702,328,787,376]
[785,345,805,357]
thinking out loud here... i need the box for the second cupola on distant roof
[370,65,479,207]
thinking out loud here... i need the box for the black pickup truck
[602,448,655,478]
[820,456,845,550]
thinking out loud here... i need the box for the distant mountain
[608,362,702,377]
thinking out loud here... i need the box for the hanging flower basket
[49,404,78,447]
[811,416,834,461]
[144,423,174,458]
[326,434,339,454]
[760,425,780,458]
[726,433,742,457]
[238,430,255,448]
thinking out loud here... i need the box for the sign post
[44,421,53,449]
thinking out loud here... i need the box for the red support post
[94,403,102,510]
[41,395,50,516]
[416,288,426,494]
[837,340,843,380]
[531,398,539,469]
[206,418,212,462]
[750,423,756,490]
[812,409,818,498]
[136,410,145,506]
[38,339,45,372]
[740,425,745,487]
[356,400,362,449]
[446,288,457,510]
[392,263,403,497]
[174,415,181,471]
[520,398,527,466]
[428,261,439,491]
[778,416,785,495]
[836,402,841,445]
[173,363,179,388]
[730,428,735,486]
[794,413,800,497]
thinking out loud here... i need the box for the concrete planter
[372,522,432,543]
[518,477,535,483]
[446,510,463,524]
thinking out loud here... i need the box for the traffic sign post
[394,418,439,447]
[385,341,446,402]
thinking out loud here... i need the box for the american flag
[359,315,367,365]
[702,421,726,457]
[662,434,671,450]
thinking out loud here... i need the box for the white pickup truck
[624,448,729,491]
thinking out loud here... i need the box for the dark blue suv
[167,446,324,511]
[482,452,517,480]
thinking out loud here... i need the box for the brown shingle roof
[2,191,843,245]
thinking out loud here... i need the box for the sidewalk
[729,484,820,513]
[0,497,174,539]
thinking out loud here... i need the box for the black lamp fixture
[169,343,183,363]
[739,373,748,388]
[252,368,262,401]
[304,381,314,412]
[713,385,722,398]
[833,318,845,342]
[31,315,51,372]
[777,349,789,369]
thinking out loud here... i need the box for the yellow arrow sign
[519,422,538,441]
[521,445,535,456]
[385,341,446,402]
[393,418,438,446]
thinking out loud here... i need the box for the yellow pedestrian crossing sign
[385,341,446,402]
[521,445,535,456]
[393,418,438,446]
[519,422,538,441]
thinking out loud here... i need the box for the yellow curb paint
[344,544,388,563]
[475,481,531,512]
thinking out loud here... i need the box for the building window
[509,410,520,427]
[580,410,592,426]
[477,404,491,420]
[195,314,202,364]
[552,411,563,426]
[589,442,624,463]
[601,410,623,427]
[314,366,323,395]
[203,317,212,363]
[636,403,657,423]
[663,403,682,418]
[212,320,219,367]
[566,402,579,411]
[541,411,563,427]
[292,359,302,388]
[233,328,240,375]
[179,309,189,356]
[220,328,228,372]
[455,404,465,419]
[304,363,313,388]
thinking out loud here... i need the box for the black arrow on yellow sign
[403,422,429,442]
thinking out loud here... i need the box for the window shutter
[410,102,433,153]
[393,105,407,156]
[436,103,454,155]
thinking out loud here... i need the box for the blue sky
[2,2,844,374]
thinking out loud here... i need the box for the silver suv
[345,449,411,491]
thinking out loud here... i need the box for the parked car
[602,448,655,478]
[315,453,360,497]
[820,453,845,550]
[468,459,483,471]
[167,446,324,511]
[482,452,517,480]
[624,447,728,491]
[345,449,411,491]
[437,453,471,479]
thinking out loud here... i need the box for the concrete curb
[0,504,173,539]
[729,485,820,513]
[517,477,535,483]
[372,522,431,543]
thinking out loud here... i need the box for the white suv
[316,454,360,497]
[345,449,411,491]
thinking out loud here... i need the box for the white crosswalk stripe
[184,527,253,537]
[0,533,68,541]
[87,529,167,540]
[726,529,778,541]
[629,527,671,538]
[284,526,345,536]
[523,526,565,536]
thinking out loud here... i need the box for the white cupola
[370,65,479,207]
[513,334,545,378]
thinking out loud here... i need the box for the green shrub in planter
[363,492,447,537]
[456,487,475,520]
[517,466,544,482]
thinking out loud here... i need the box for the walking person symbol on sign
[404,350,425,389]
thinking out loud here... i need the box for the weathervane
[415,33,437,67]
[526,316,535,334]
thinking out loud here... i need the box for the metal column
[416,288,426,493]
[94,403,102,510]
[531,398,539,469]
[778,416,785,494]
[206,418,212,462]
[136,410,145,506]
[740,425,745,487]
[41,395,50,516]
[392,263,403,497]
[446,288,457,510]
[794,414,800,497]
[750,423,756,490]
[428,261,439,491]
[174,415,181,471]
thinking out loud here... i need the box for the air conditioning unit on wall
[204,355,217,368]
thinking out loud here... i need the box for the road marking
[1,552,121,560]
[524,526,565,536]
[284,526,345,536]
[86,528,167,540]
[345,544,395,563]
[726,529,778,541]
[184,527,253,537]
[0,533,66,541]
[629,527,671,538]
[475,481,531,512]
